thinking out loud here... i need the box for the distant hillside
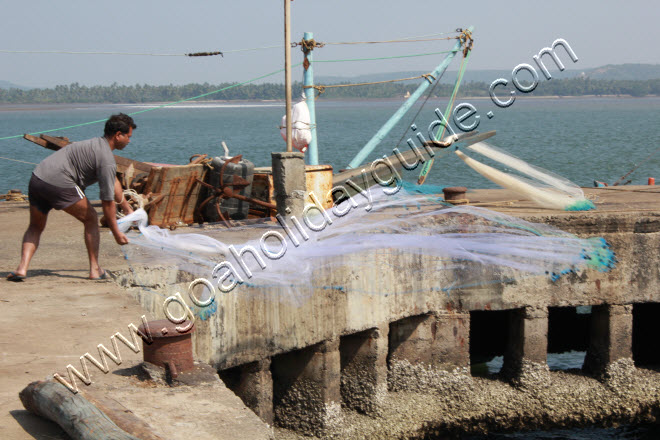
[580,64,660,80]
[1,64,659,104]
[317,64,660,85]
[0,80,29,90]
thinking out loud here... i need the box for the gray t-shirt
[34,137,116,201]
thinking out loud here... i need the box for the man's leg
[63,197,102,279]
[13,205,49,278]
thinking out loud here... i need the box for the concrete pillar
[389,313,470,371]
[389,314,435,365]
[232,359,273,425]
[584,304,633,376]
[502,307,548,379]
[340,325,388,415]
[271,151,306,218]
[272,339,342,436]
[431,312,470,371]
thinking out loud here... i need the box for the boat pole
[303,32,319,165]
[284,0,293,152]
[346,26,473,169]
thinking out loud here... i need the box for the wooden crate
[143,164,208,228]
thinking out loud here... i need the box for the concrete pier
[113,185,660,438]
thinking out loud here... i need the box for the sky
[2,0,659,88]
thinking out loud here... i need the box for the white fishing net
[456,141,595,211]
[118,182,614,317]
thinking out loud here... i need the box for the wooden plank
[41,134,70,149]
[19,381,141,440]
[23,133,58,151]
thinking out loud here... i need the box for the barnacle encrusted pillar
[233,359,274,424]
[340,325,389,415]
[389,312,470,371]
[502,306,549,380]
[272,339,342,436]
[431,311,471,371]
[584,304,634,377]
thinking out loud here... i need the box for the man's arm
[101,200,129,245]
[114,177,133,215]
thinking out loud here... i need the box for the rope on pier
[0,190,28,201]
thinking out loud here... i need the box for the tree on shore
[0,79,658,104]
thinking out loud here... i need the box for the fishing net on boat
[117,182,614,318]
[455,141,595,211]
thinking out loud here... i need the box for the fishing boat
[22,26,481,228]
[22,20,594,229]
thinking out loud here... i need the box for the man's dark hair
[104,113,137,137]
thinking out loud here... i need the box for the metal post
[284,0,293,152]
[303,32,319,165]
[346,26,474,169]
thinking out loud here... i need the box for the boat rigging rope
[293,36,457,49]
[0,46,279,57]
[0,48,454,144]
[292,29,464,48]
[303,73,436,96]
[186,51,223,57]
[0,30,462,58]
[0,156,37,165]
[388,67,451,160]
[417,48,471,184]
[313,50,453,63]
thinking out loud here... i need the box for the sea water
[1,97,660,200]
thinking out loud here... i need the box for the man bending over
[7,113,136,281]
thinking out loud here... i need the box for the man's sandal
[7,272,26,282]
[90,270,108,281]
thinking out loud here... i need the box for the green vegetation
[0,78,659,104]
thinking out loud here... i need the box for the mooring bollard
[443,186,469,205]
[137,319,195,379]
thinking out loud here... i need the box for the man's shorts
[28,173,85,214]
